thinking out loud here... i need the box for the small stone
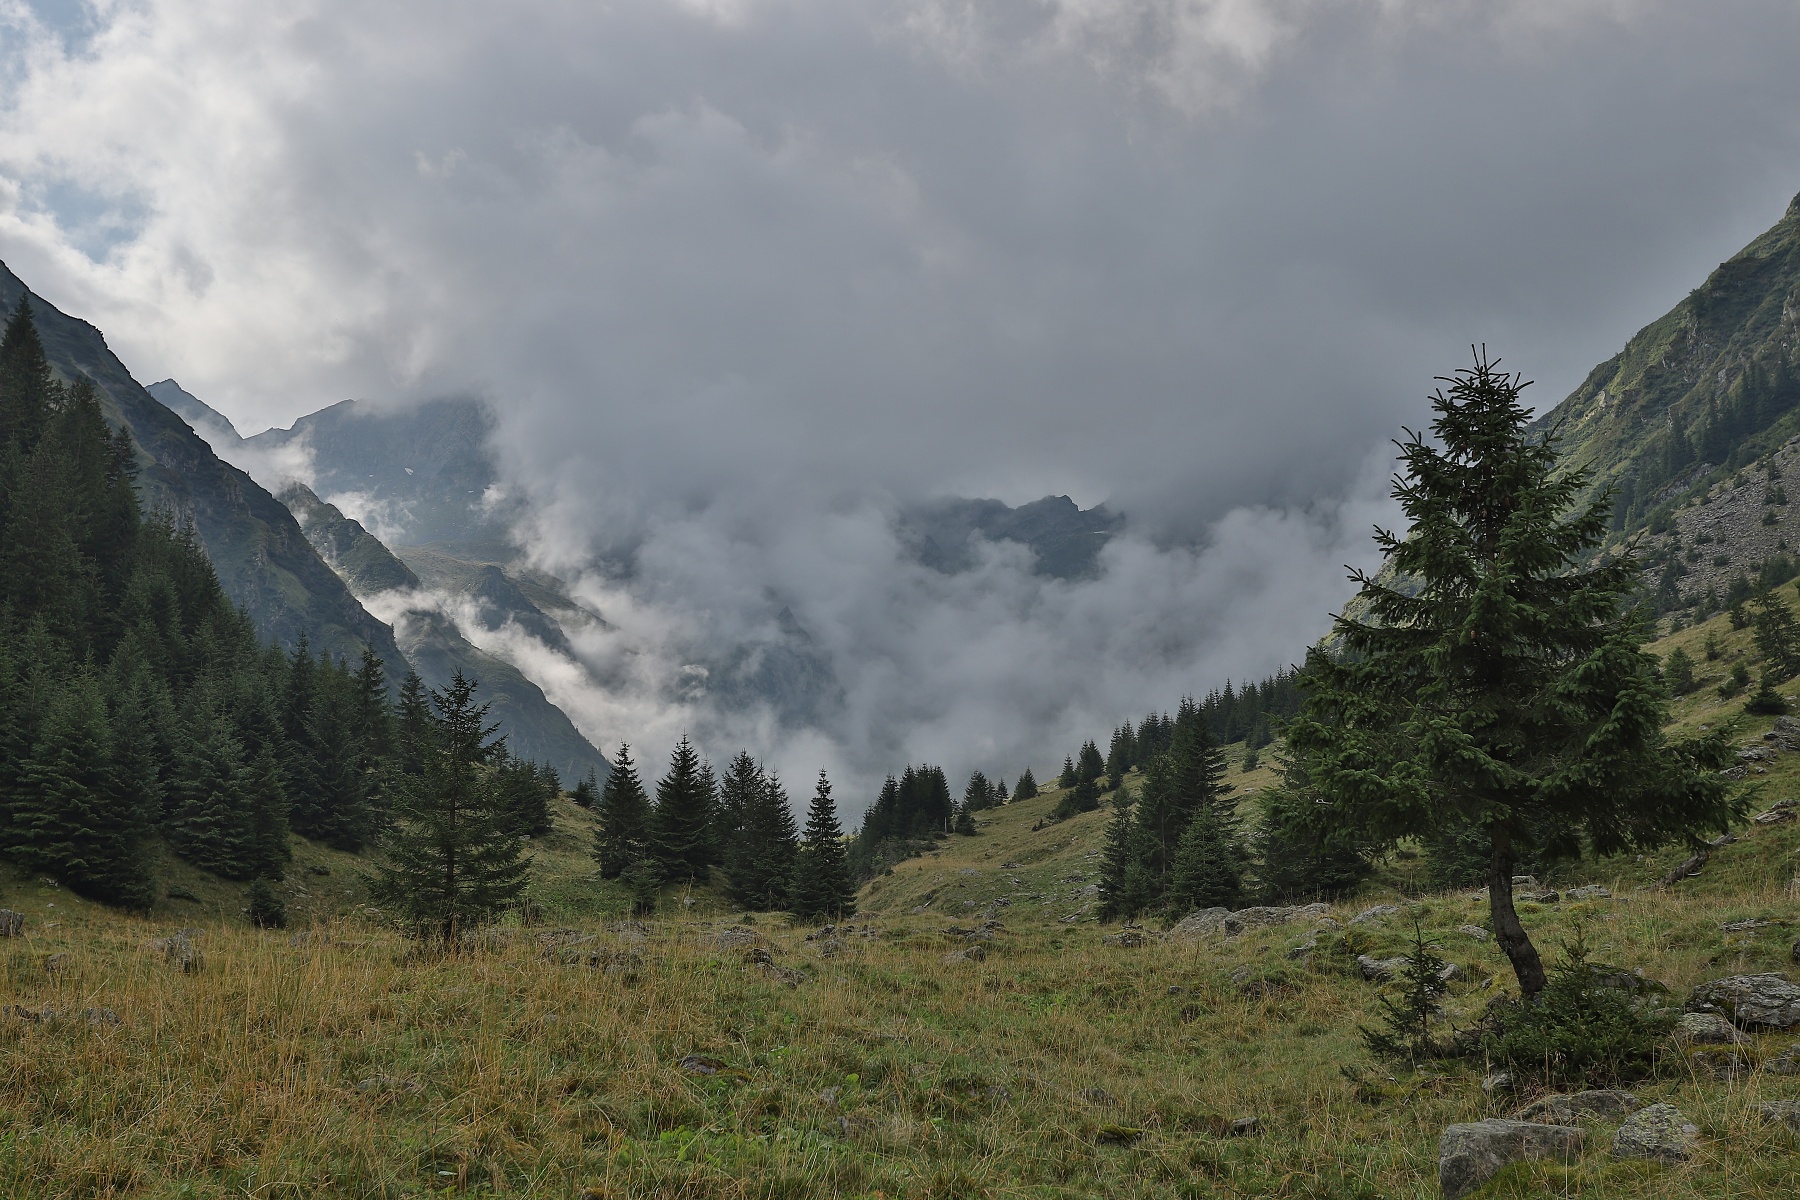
[1675,1011,1746,1045]
[1719,918,1773,933]
[1612,1103,1698,1162]
[1753,1100,1800,1132]
[83,1007,121,1026]
[1515,1090,1642,1124]
[1457,924,1491,941]
[1079,1087,1117,1107]
[1438,1118,1583,1200]
[1104,930,1147,948]
[1481,1071,1514,1094]
[1167,985,1185,995]
[1287,938,1318,961]
[943,946,986,964]
[1229,1116,1260,1136]
[1565,885,1612,900]
[1349,904,1400,927]
[1438,963,1466,984]
[1517,890,1561,904]
[42,952,68,973]
[0,910,23,937]
[1688,1047,1755,1079]
[678,1054,726,1076]
[1686,973,1800,1029]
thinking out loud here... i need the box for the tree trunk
[1487,832,1547,999]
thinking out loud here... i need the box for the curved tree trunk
[1488,831,1547,999]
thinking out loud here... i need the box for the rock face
[1438,1119,1583,1200]
[1675,1012,1746,1045]
[1686,973,1800,1029]
[1515,1091,1642,1124]
[1612,1104,1698,1162]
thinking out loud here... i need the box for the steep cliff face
[0,263,405,670]
[281,483,612,786]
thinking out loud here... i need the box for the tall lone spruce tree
[1286,352,1736,998]
[593,743,652,880]
[368,672,529,944]
[789,769,856,921]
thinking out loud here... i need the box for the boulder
[1516,890,1560,905]
[1752,1101,1800,1133]
[1438,1118,1583,1200]
[1349,904,1400,927]
[1765,1044,1800,1075]
[1612,1103,1697,1162]
[1515,1091,1641,1124]
[0,910,23,937]
[1719,918,1773,933]
[714,926,762,951]
[1457,924,1491,941]
[1103,930,1148,948]
[1357,954,1408,982]
[678,1054,727,1076]
[1169,908,1232,940]
[1565,885,1612,901]
[1686,973,1800,1029]
[1675,1012,1746,1045]
[1168,903,1331,941]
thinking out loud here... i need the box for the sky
[5,0,1800,803]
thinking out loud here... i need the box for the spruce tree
[1058,756,1078,790]
[1286,352,1736,997]
[1752,591,1800,681]
[724,760,799,910]
[368,672,529,944]
[1013,768,1038,801]
[963,770,992,813]
[651,735,715,881]
[593,743,652,880]
[169,706,257,879]
[789,769,856,921]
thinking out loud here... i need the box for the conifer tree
[651,735,715,881]
[724,758,799,910]
[396,670,434,777]
[1058,756,1078,790]
[789,769,856,921]
[1077,739,1106,785]
[1286,352,1736,997]
[1752,591,1800,681]
[1013,768,1038,801]
[963,770,992,813]
[170,707,257,879]
[368,672,529,944]
[593,743,652,880]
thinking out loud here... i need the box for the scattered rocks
[1612,1103,1698,1162]
[1515,1091,1642,1124]
[1565,885,1612,900]
[1753,802,1796,825]
[1686,973,1800,1029]
[1349,904,1400,927]
[1457,924,1491,941]
[758,963,809,988]
[1753,1100,1800,1132]
[1357,954,1408,982]
[1168,903,1331,941]
[1438,963,1466,984]
[0,910,22,937]
[1103,929,1148,948]
[1438,1118,1584,1200]
[1516,890,1561,905]
[1675,1012,1746,1045]
[714,926,763,951]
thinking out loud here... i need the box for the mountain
[279,484,612,785]
[899,494,1122,580]
[1533,189,1800,613]
[242,395,513,546]
[0,264,404,669]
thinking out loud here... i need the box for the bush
[247,879,287,930]
[1481,928,1674,1088]
[1745,674,1790,715]
[1051,778,1100,821]
[1360,920,1453,1067]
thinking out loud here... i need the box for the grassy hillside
[4,646,1798,1197]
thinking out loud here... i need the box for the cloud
[4,0,1800,804]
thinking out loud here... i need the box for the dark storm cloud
[4,0,1800,799]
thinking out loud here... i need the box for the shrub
[1360,920,1454,1068]
[247,879,287,929]
[1481,928,1675,1088]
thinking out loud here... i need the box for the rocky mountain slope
[0,264,403,668]
[279,484,612,785]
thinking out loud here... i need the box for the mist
[6,0,1800,805]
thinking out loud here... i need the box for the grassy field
[4,606,1800,1197]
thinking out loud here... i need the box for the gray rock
[1516,890,1560,904]
[1612,1103,1697,1162]
[1457,924,1491,941]
[714,926,762,951]
[1103,930,1148,948]
[1686,973,1800,1029]
[1765,1044,1800,1075]
[1565,885,1612,900]
[1229,1116,1260,1136]
[678,1054,727,1075]
[1675,1011,1746,1045]
[1357,954,1407,982]
[1753,1101,1800,1132]
[1438,1118,1584,1200]
[163,932,202,974]
[943,946,987,964]
[1481,1071,1514,1094]
[1168,903,1330,940]
[1515,1091,1642,1124]
[0,910,23,937]
[1079,1087,1116,1107]
[1719,918,1773,933]
[1439,963,1466,984]
[1349,904,1400,927]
